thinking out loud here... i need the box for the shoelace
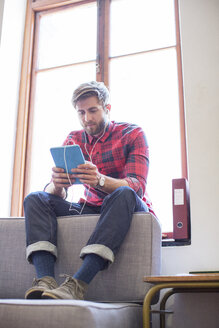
[59,274,81,295]
[32,277,56,288]
[32,278,40,286]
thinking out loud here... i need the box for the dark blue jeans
[24,186,149,264]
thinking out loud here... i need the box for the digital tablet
[50,145,85,184]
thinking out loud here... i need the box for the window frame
[11,0,188,240]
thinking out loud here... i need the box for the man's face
[75,96,109,136]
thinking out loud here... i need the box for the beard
[84,117,108,136]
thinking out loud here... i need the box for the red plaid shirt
[63,121,154,215]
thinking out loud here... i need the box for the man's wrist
[44,183,67,199]
[96,174,106,189]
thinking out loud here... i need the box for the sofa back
[0,213,161,302]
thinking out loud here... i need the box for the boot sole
[42,291,60,299]
[25,288,45,299]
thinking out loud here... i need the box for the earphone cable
[63,123,106,215]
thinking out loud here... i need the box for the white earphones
[84,123,107,162]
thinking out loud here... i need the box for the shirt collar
[85,121,114,144]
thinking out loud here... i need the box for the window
[29,1,97,203]
[12,0,187,237]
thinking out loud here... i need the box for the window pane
[29,62,96,199]
[110,0,176,57]
[109,48,181,232]
[37,2,97,69]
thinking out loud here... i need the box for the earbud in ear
[105,104,111,114]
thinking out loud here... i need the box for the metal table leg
[143,282,219,328]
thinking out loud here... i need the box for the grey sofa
[0,212,161,328]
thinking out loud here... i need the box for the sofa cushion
[0,299,143,328]
[0,212,161,302]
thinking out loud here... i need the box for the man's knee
[112,186,136,201]
[23,191,45,211]
[102,186,137,211]
[24,191,38,203]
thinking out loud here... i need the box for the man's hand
[72,161,130,193]
[44,167,76,198]
[71,161,100,188]
[46,161,129,197]
[52,167,75,188]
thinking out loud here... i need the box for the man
[24,81,154,300]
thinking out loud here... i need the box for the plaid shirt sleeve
[123,128,149,198]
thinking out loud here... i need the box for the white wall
[0,0,26,215]
[0,0,219,326]
[162,0,219,275]
[160,0,219,326]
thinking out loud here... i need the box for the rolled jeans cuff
[26,241,57,263]
[80,244,115,264]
